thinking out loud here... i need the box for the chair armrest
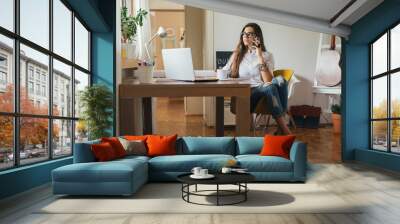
[73,140,100,163]
[289,141,307,181]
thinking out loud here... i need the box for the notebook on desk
[161,48,218,82]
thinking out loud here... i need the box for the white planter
[134,65,154,83]
[122,42,136,59]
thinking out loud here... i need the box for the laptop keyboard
[194,70,216,77]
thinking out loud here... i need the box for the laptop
[161,48,218,82]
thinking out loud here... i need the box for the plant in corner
[331,104,341,134]
[79,84,113,140]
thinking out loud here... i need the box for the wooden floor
[1,163,400,224]
[155,97,341,163]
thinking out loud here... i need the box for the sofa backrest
[235,137,263,155]
[73,136,267,162]
[178,137,236,155]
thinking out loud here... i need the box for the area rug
[37,183,361,214]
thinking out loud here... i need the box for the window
[0,0,14,31]
[370,23,400,154]
[0,34,13,113]
[0,116,13,170]
[42,85,46,97]
[53,0,72,60]
[53,59,72,117]
[74,69,89,118]
[53,119,72,158]
[20,0,49,49]
[0,1,91,170]
[75,18,89,70]
[0,55,7,67]
[35,70,41,81]
[0,71,6,85]
[36,84,40,95]
[28,67,34,80]
[28,81,34,94]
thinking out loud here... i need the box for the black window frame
[0,0,92,171]
[370,20,400,154]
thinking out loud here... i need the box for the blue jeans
[250,76,288,118]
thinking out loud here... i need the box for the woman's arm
[254,38,273,82]
[257,52,273,83]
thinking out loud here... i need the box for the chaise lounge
[52,137,307,196]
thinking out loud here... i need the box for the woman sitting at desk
[223,22,291,135]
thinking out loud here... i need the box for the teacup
[199,169,209,176]
[217,69,229,80]
[191,167,202,176]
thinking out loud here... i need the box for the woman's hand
[253,37,264,63]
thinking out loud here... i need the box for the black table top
[177,172,255,185]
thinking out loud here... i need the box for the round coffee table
[177,173,255,206]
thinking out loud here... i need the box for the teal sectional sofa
[52,137,307,196]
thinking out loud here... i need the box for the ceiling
[167,0,384,37]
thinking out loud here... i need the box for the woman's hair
[230,23,266,78]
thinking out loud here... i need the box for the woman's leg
[250,86,264,113]
[276,116,292,135]
[271,76,289,112]
[258,84,291,135]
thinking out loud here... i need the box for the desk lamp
[145,26,167,65]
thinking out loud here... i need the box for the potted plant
[121,7,148,58]
[331,104,341,134]
[79,84,113,140]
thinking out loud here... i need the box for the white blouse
[222,50,274,87]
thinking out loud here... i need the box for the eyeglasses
[241,32,256,38]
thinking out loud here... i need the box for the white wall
[211,12,320,107]
[149,0,184,9]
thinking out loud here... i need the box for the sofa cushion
[180,137,235,155]
[101,137,127,158]
[118,138,147,156]
[91,142,118,161]
[124,135,148,141]
[260,135,296,159]
[236,155,293,172]
[235,137,263,155]
[149,154,235,172]
[147,134,178,157]
[53,158,147,183]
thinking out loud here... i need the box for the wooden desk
[119,79,251,136]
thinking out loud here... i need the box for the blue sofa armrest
[289,141,307,182]
[73,140,100,163]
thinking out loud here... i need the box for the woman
[223,23,291,135]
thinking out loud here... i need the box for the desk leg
[215,96,224,137]
[142,97,153,134]
[236,96,250,136]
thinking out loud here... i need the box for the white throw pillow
[118,137,147,156]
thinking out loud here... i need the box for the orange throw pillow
[101,137,126,158]
[91,142,117,161]
[124,135,148,141]
[146,134,178,157]
[260,135,296,159]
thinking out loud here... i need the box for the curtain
[134,0,151,60]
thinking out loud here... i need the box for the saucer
[190,174,215,179]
